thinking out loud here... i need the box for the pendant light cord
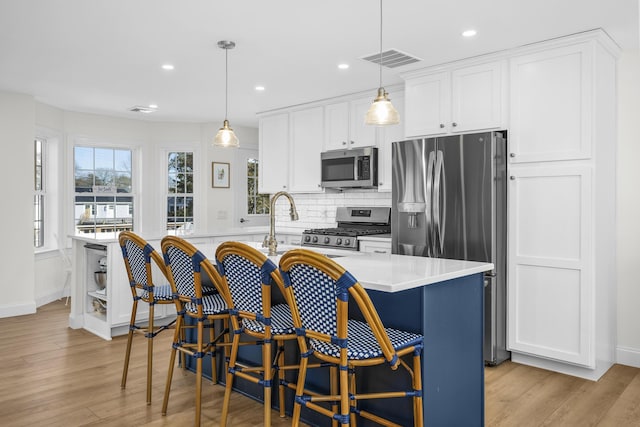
[224,46,228,120]
[379,0,383,88]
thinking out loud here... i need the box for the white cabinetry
[358,238,392,254]
[259,107,324,194]
[403,61,506,138]
[377,93,404,192]
[289,107,324,192]
[259,113,289,193]
[324,96,378,150]
[507,33,618,379]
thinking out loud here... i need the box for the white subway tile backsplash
[274,190,391,231]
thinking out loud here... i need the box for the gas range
[301,207,391,251]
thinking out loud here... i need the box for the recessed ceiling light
[161,64,175,70]
[462,29,477,38]
[338,63,350,70]
[255,85,265,91]
[149,104,158,109]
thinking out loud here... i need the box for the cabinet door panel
[510,44,592,163]
[349,96,378,148]
[259,113,289,193]
[378,93,404,191]
[508,165,593,366]
[290,107,324,192]
[404,72,450,137]
[324,102,350,150]
[451,62,503,132]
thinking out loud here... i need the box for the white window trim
[161,146,200,235]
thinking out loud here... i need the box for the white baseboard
[0,301,37,318]
[616,346,640,368]
[511,352,614,381]
[35,290,66,308]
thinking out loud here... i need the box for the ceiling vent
[362,49,421,68]
[128,105,156,114]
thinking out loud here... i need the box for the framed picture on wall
[212,162,230,188]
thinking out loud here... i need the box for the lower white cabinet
[507,166,593,366]
[358,238,391,254]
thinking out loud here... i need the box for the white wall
[616,50,640,367]
[0,92,36,317]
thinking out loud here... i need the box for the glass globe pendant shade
[214,119,239,147]
[365,87,400,125]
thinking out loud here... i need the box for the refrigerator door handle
[425,150,436,257]
[433,149,446,256]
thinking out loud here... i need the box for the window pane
[74,146,134,236]
[75,147,94,170]
[115,149,131,172]
[167,151,195,232]
[95,148,114,169]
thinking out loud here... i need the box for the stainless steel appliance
[320,146,378,189]
[302,206,390,251]
[392,131,509,366]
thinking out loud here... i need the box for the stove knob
[324,237,331,244]
[304,235,311,242]
[344,239,351,246]
[312,236,318,243]
[336,238,342,245]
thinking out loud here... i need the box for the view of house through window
[167,151,194,232]
[34,138,45,247]
[74,146,133,236]
[247,158,269,215]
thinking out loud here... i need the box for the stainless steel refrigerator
[391,131,509,366]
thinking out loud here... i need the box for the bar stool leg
[162,313,182,415]
[146,302,154,405]
[121,299,138,390]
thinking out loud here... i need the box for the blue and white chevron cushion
[310,320,423,360]
[141,284,174,301]
[184,293,228,315]
[242,303,295,335]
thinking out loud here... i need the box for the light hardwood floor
[1,300,640,426]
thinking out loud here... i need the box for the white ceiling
[0,0,638,127]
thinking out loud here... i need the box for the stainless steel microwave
[320,146,378,189]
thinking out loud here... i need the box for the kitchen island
[200,247,493,427]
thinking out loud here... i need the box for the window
[166,151,194,231]
[34,138,45,247]
[247,158,269,215]
[74,146,133,236]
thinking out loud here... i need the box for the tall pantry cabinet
[507,30,619,379]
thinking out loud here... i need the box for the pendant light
[214,40,240,147]
[364,0,399,126]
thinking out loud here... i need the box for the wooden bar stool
[160,236,230,427]
[215,241,299,427]
[279,248,425,427]
[118,231,176,405]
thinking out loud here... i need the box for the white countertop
[213,242,493,294]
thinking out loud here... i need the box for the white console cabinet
[506,31,618,379]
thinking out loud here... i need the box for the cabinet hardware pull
[510,153,516,157]
[510,176,516,180]
[452,122,458,127]
[440,124,445,128]
[350,140,355,145]
[342,141,347,145]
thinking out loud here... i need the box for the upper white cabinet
[324,96,378,151]
[403,60,506,138]
[289,106,324,192]
[258,112,289,193]
[506,32,618,379]
[509,44,592,163]
[259,107,324,194]
[378,93,404,192]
